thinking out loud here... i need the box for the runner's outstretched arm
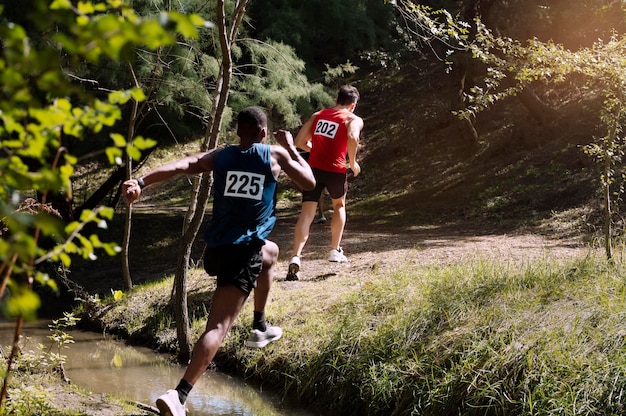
[122,150,219,205]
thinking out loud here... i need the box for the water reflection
[0,321,315,416]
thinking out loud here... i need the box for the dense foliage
[247,0,401,79]
[0,0,205,319]
[6,0,626,413]
[0,1,206,407]
[393,0,626,258]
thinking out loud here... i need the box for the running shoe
[329,247,348,262]
[245,324,283,348]
[286,256,300,281]
[313,215,327,224]
[156,389,186,416]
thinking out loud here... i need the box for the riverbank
[1,370,155,415]
[66,211,626,416]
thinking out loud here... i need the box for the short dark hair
[237,106,267,130]
[336,85,360,106]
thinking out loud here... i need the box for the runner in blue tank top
[123,107,315,416]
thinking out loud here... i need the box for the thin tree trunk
[603,113,621,261]
[122,170,133,289]
[121,63,141,290]
[605,153,612,261]
[454,61,479,146]
[173,0,249,363]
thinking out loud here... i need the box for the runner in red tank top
[286,85,364,280]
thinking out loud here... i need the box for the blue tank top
[204,143,277,247]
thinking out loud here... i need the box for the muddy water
[1,321,316,416]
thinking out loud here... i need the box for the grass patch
[85,250,626,415]
[237,252,626,415]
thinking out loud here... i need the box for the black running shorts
[302,168,347,202]
[203,243,263,295]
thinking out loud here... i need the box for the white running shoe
[245,324,283,348]
[286,256,300,281]
[156,389,186,416]
[329,247,348,262]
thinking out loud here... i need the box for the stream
[0,321,317,416]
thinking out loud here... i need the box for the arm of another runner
[346,115,363,177]
[273,130,316,191]
[122,150,219,205]
[294,113,317,152]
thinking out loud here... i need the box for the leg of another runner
[330,195,346,251]
[292,201,317,257]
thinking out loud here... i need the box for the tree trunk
[452,60,479,146]
[602,110,621,262]
[517,87,560,125]
[604,153,612,261]
[121,63,143,290]
[173,0,249,364]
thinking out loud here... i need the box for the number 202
[314,120,338,139]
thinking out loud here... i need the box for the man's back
[205,143,277,248]
[308,108,351,173]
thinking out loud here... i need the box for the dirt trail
[269,211,588,283]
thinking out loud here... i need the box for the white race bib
[224,171,264,201]
[314,119,339,139]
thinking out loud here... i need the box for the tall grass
[234,253,626,415]
[96,251,626,415]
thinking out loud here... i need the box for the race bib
[224,171,264,201]
[314,119,339,139]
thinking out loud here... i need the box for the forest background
[4,0,626,415]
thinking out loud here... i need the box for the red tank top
[307,108,350,173]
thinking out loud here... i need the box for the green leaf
[170,12,200,39]
[65,221,80,234]
[34,213,64,237]
[110,133,127,147]
[2,283,41,321]
[99,206,115,220]
[129,87,146,102]
[79,209,95,222]
[126,146,142,161]
[132,136,157,150]
[108,90,133,105]
[105,147,123,165]
[89,234,103,247]
[102,242,121,256]
[35,272,59,293]
[50,0,72,10]
[77,1,96,14]
[63,153,78,165]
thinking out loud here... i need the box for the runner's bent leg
[181,285,247,385]
[248,240,283,347]
[254,240,278,313]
